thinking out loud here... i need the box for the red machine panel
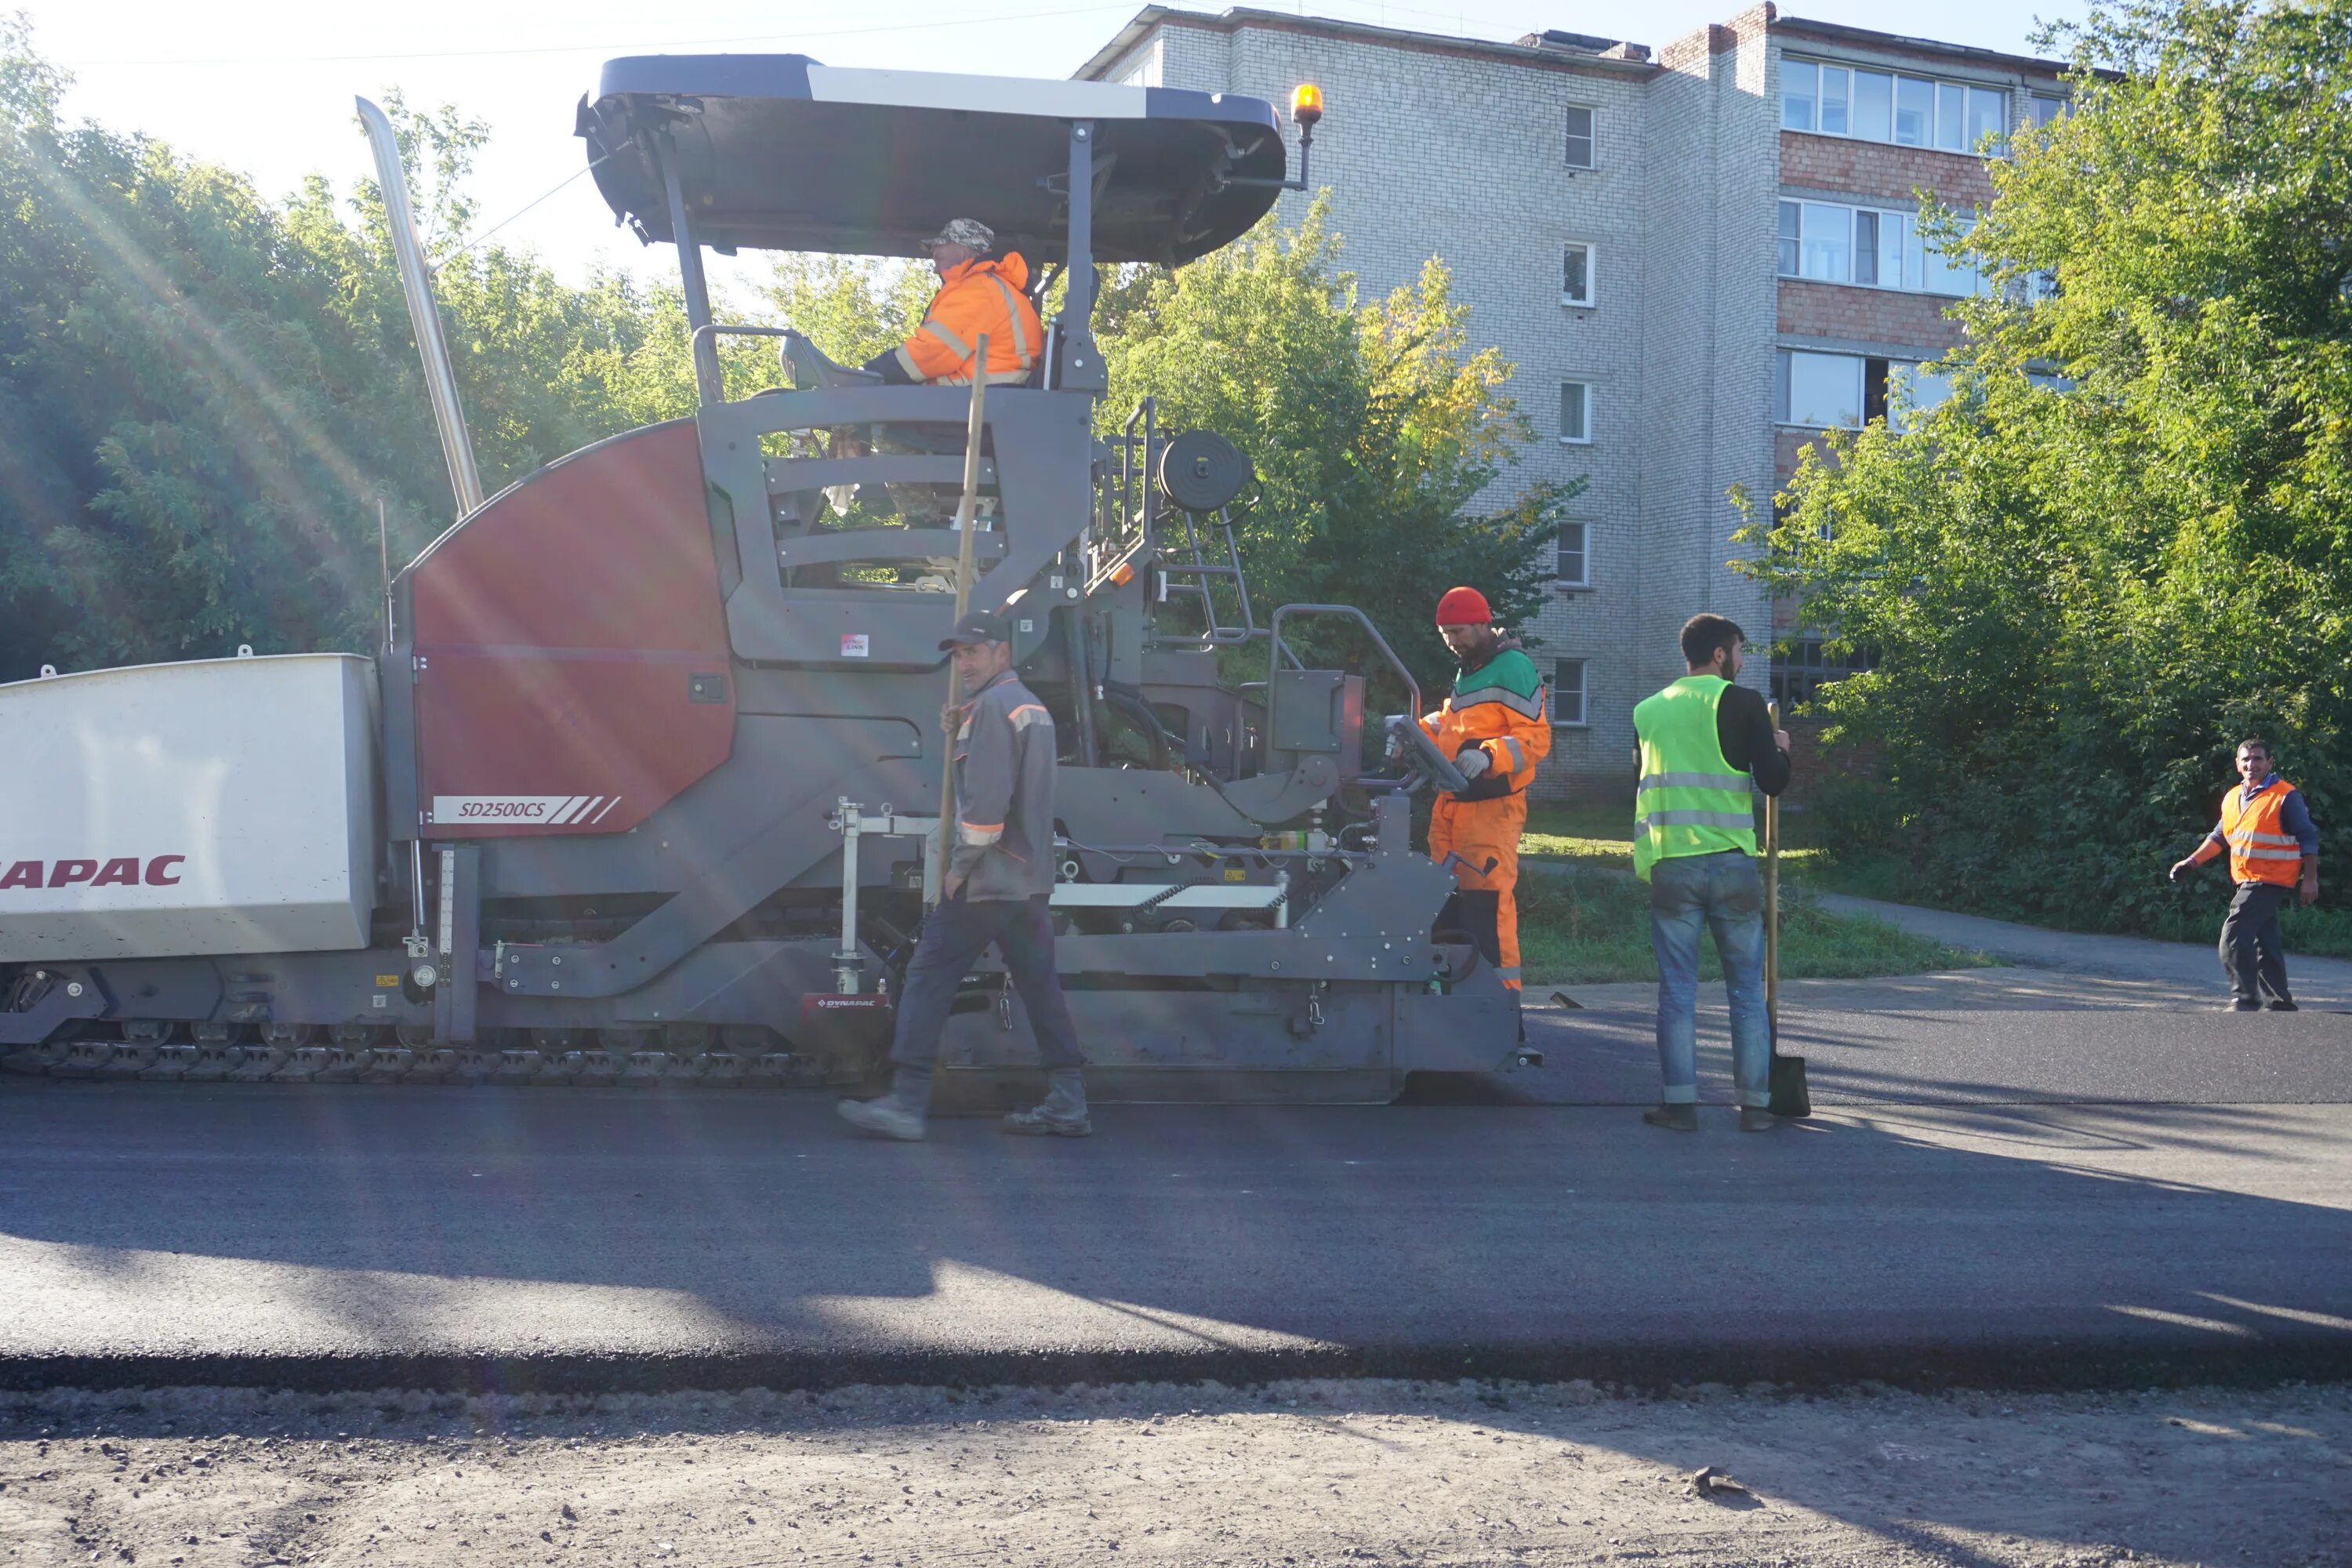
[406,420,734,837]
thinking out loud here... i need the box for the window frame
[1561,241,1597,307]
[1554,521,1592,588]
[1552,659,1589,728]
[1775,197,1980,298]
[1563,104,1596,170]
[1558,379,1595,445]
[1782,56,2008,155]
[1775,349,1865,431]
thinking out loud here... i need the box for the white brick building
[1078,5,2067,798]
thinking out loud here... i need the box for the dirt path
[1,1378,2345,1567]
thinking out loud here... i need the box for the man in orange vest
[862,219,1043,387]
[2169,736,2321,1011]
[1415,587,1551,1010]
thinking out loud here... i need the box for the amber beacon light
[1223,82,1323,191]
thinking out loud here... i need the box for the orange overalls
[1421,645,1551,990]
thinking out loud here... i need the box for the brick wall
[1775,278,1965,353]
[1778,131,1994,209]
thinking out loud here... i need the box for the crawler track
[1,1025,851,1090]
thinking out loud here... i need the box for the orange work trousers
[1428,789,1527,990]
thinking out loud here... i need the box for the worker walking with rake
[840,335,1088,1142]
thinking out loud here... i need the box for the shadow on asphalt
[1,1074,2348,1398]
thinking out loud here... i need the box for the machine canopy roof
[578,56,1288,267]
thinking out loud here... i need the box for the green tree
[1749,0,2350,938]
[1103,200,1573,703]
[0,27,710,677]
[758,252,934,370]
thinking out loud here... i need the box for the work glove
[1455,745,1491,782]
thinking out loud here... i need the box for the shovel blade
[1769,1050,1811,1119]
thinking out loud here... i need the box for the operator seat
[779,330,880,391]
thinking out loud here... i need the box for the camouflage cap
[923,218,995,252]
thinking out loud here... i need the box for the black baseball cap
[938,609,1011,650]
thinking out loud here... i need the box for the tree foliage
[0,31,706,677]
[1749,0,2350,935]
[1102,201,1573,700]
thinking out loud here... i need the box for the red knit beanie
[1433,586,1492,626]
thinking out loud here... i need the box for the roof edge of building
[1770,13,2075,81]
[1073,5,1661,82]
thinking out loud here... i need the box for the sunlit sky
[23,0,2084,295]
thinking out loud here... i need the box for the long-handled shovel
[928,335,993,910]
[1765,699,1811,1118]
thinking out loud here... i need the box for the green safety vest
[1631,675,1758,881]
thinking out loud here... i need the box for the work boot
[837,1067,932,1142]
[1738,1106,1780,1133]
[2224,998,2263,1012]
[1002,1069,1091,1137]
[2266,998,2299,1011]
[1642,1103,1699,1133]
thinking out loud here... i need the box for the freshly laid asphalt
[1,951,2346,1396]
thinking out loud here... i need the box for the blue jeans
[1650,850,1772,1108]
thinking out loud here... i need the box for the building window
[1776,350,1864,430]
[1772,638,1878,711]
[2029,93,2067,127]
[1561,242,1595,307]
[1563,105,1595,169]
[1559,381,1592,443]
[1776,198,1980,296]
[1785,58,2005,154]
[1782,60,1817,131]
[1555,521,1590,586]
[1113,39,1162,87]
[1889,361,1955,430]
[1780,352,1953,432]
[1552,659,1588,727]
[1800,201,1850,281]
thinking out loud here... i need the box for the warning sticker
[841,633,869,658]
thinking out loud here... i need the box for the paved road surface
[0,968,2345,1393]
[1816,892,2352,1001]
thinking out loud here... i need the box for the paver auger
[0,57,1533,1102]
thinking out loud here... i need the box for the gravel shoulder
[2,1377,2346,1567]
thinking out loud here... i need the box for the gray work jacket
[949,672,1058,900]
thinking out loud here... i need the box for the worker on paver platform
[862,219,1044,387]
[1631,614,1790,1134]
[839,610,1091,1142]
[1418,587,1550,1007]
[2168,736,2321,1011]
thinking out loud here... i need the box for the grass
[1513,861,1996,986]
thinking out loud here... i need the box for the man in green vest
[1632,614,1791,1132]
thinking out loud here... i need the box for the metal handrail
[1265,603,1422,728]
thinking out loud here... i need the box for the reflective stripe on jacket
[2220,777,2303,887]
[896,253,1043,387]
[1632,675,1758,882]
[950,672,1058,900]
[1417,645,1551,801]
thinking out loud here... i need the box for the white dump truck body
[0,653,379,961]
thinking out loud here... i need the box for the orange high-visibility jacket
[1418,645,1552,796]
[2220,777,2305,887]
[895,253,1044,387]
